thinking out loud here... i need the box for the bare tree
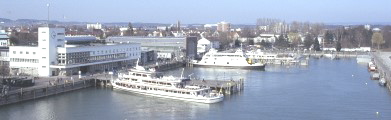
[382,26,391,48]
[0,65,9,80]
[354,28,364,47]
[288,32,301,48]
[372,32,384,49]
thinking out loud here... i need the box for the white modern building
[0,30,8,47]
[87,23,102,30]
[0,30,10,67]
[107,36,198,59]
[119,27,128,36]
[197,37,211,54]
[217,21,230,32]
[9,27,141,77]
[204,24,218,29]
[253,34,279,43]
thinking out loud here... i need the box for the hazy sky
[0,0,390,24]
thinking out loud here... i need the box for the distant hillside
[0,18,12,23]
[0,17,390,28]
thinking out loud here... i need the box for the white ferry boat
[356,55,372,63]
[112,66,224,104]
[246,50,298,65]
[192,48,266,69]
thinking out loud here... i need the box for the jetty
[145,60,185,71]
[188,79,244,95]
[301,51,367,58]
[0,76,94,106]
[0,71,243,106]
[372,52,391,90]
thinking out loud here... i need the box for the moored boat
[192,48,266,69]
[370,72,380,80]
[357,55,372,63]
[112,66,224,104]
[379,77,387,86]
[368,62,377,72]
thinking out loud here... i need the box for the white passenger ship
[246,49,299,65]
[192,49,266,69]
[112,66,224,104]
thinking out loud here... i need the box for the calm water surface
[1,58,391,120]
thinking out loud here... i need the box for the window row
[91,47,140,55]
[12,51,36,55]
[10,58,39,63]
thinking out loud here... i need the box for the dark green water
[1,58,391,120]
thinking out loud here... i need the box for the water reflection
[110,89,213,120]
[2,59,391,120]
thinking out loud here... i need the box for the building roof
[0,31,8,39]
[198,38,210,44]
[65,36,96,43]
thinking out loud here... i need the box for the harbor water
[1,58,391,120]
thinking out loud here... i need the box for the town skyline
[1,0,390,25]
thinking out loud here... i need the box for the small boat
[370,72,380,80]
[357,55,372,63]
[323,54,337,59]
[379,77,387,86]
[368,62,377,72]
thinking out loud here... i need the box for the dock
[301,51,367,58]
[145,61,185,71]
[0,74,115,106]
[372,52,391,90]
[188,79,244,95]
[0,78,94,106]
[0,72,243,106]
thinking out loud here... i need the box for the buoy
[376,112,379,115]
[352,75,354,77]
[365,83,368,85]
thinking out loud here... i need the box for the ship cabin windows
[131,79,137,82]
[142,74,147,77]
[227,62,229,64]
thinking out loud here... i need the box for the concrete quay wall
[372,52,391,91]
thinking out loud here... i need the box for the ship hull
[192,63,266,69]
[113,84,224,104]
